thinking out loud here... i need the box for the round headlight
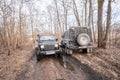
[40,45,44,49]
[55,44,58,48]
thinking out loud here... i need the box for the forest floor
[73,48,120,80]
[0,40,34,80]
[0,43,120,80]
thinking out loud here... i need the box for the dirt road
[16,53,109,80]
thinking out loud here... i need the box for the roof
[37,34,56,37]
[69,27,88,29]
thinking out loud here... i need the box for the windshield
[39,35,56,41]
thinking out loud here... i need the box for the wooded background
[0,0,120,52]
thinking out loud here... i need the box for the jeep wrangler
[35,35,61,61]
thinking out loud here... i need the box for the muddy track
[16,53,109,80]
[72,52,120,80]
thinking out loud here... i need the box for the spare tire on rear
[77,33,90,46]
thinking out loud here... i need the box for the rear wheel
[82,48,87,53]
[88,48,93,53]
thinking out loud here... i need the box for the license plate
[46,51,55,55]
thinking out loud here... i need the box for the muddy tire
[36,54,40,61]
[88,48,93,53]
[82,48,87,53]
[55,53,60,58]
[36,51,42,61]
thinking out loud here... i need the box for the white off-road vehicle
[61,27,93,54]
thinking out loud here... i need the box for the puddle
[58,55,75,71]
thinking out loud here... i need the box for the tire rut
[16,53,110,80]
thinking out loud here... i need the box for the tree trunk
[84,0,87,27]
[54,0,62,38]
[19,0,23,46]
[62,0,68,31]
[3,0,11,51]
[73,0,81,26]
[103,0,112,48]
[97,0,104,48]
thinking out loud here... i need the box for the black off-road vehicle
[61,27,93,54]
[35,35,61,61]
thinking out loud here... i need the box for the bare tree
[88,0,92,27]
[72,0,81,26]
[84,0,87,27]
[47,5,54,34]
[54,0,63,39]
[27,2,36,43]
[62,0,68,31]
[97,0,104,48]
[103,0,112,48]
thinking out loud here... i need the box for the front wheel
[36,52,42,61]
[55,53,62,58]
[36,55,40,61]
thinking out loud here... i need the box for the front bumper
[39,50,61,55]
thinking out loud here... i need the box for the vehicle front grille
[44,45,55,51]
